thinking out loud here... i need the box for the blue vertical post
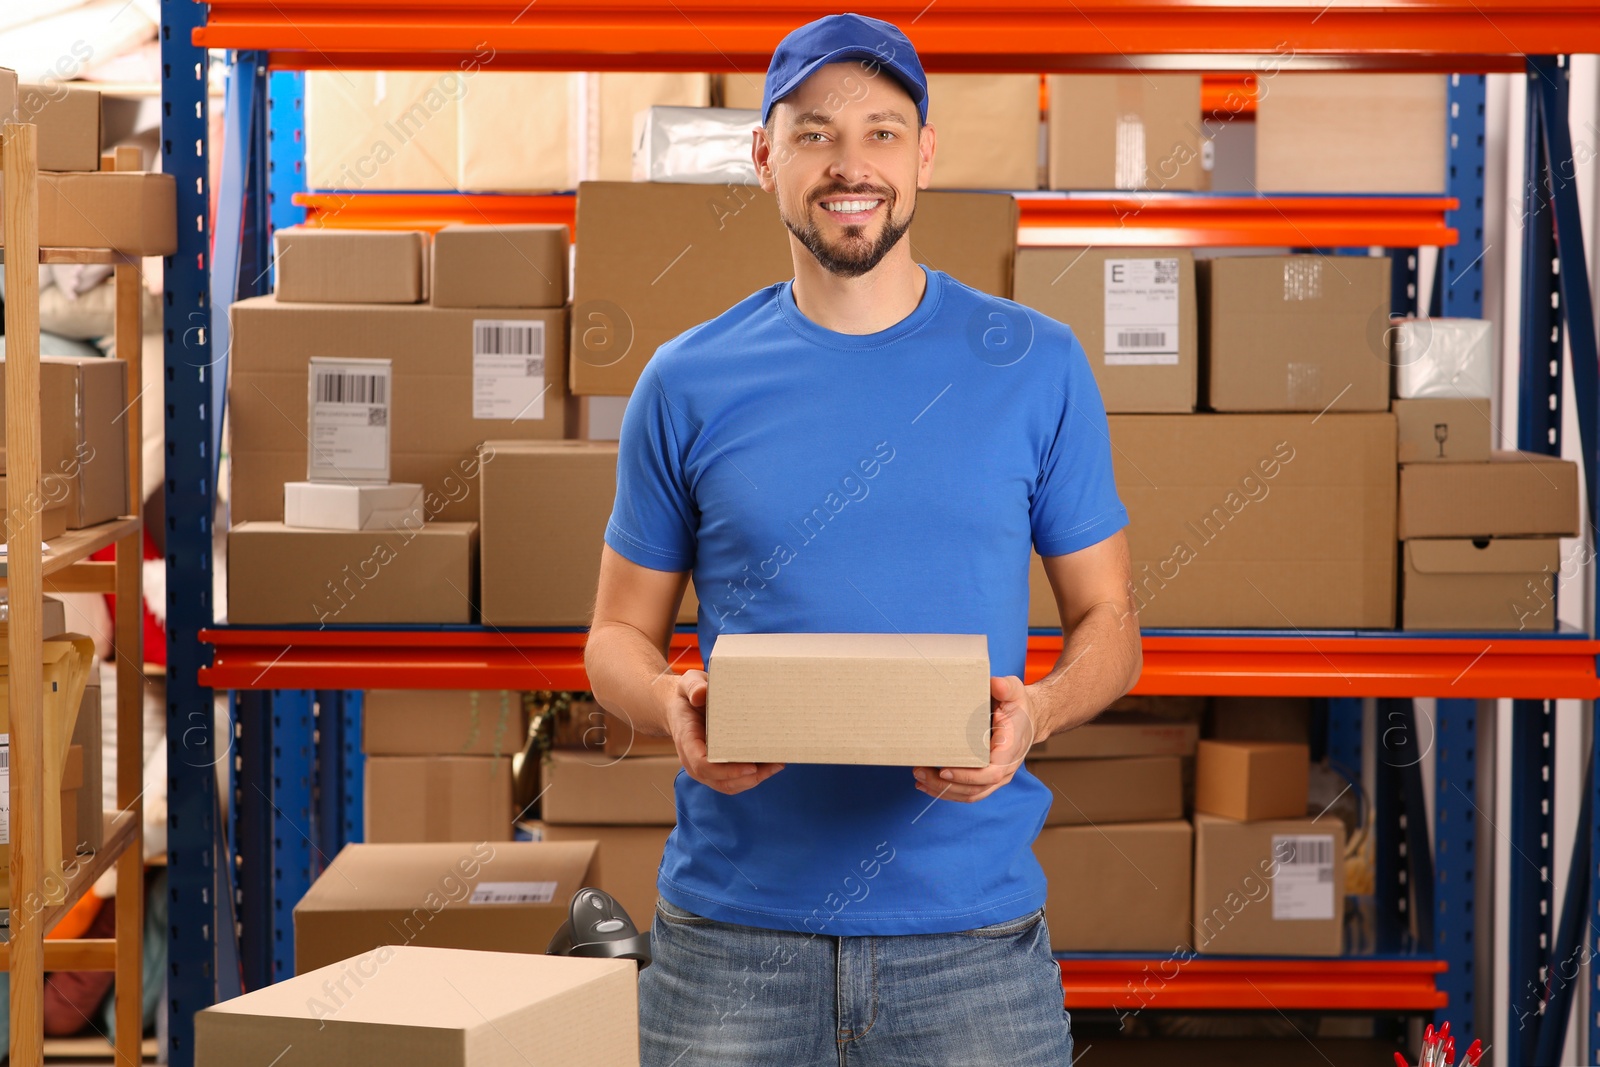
[313,691,364,866]
[232,692,272,992]
[1508,700,1557,1066]
[267,70,309,253]
[343,691,366,845]
[1432,699,1480,1052]
[269,690,315,981]
[1442,73,1487,319]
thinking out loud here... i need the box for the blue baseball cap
[761,13,929,126]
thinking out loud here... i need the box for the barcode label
[308,358,392,480]
[470,880,558,905]
[474,319,547,421]
[474,322,540,356]
[0,749,10,770]
[1271,833,1336,920]
[1116,330,1169,349]
[1275,835,1334,867]
[314,372,388,406]
[1104,257,1180,363]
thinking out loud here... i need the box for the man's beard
[781,186,915,278]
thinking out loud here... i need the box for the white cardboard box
[284,481,424,531]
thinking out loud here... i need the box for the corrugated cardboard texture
[1112,413,1397,628]
[0,357,128,528]
[364,756,514,843]
[478,441,616,626]
[209,945,638,1067]
[0,172,178,256]
[1035,821,1192,951]
[523,821,671,933]
[925,74,1040,190]
[432,224,568,308]
[1202,255,1391,412]
[541,751,680,825]
[593,73,712,181]
[1403,537,1560,631]
[1014,248,1197,412]
[459,72,576,191]
[1195,740,1310,821]
[1256,74,1446,193]
[292,843,599,975]
[1028,755,1183,826]
[707,633,991,767]
[1193,813,1346,956]
[1046,75,1205,191]
[228,521,478,625]
[0,478,68,540]
[273,228,427,304]
[364,690,527,757]
[1398,452,1580,538]
[1209,697,1313,745]
[228,298,573,523]
[306,71,463,191]
[569,182,1018,395]
[1031,713,1198,759]
[20,83,101,171]
[1393,397,1493,463]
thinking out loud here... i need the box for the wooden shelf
[0,517,140,583]
[37,811,138,939]
[0,248,139,266]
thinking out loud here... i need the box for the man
[585,12,1141,1065]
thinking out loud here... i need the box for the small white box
[1393,317,1493,400]
[284,481,424,531]
[307,356,392,483]
[632,105,760,185]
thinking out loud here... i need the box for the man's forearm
[585,622,683,738]
[1027,602,1143,743]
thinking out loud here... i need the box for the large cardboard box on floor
[293,841,600,974]
[1031,712,1198,760]
[272,228,428,304]
[925,74,1040,190]
[707,633,990,767]
[1046,75,1206,191]
[431,224,568,309]
[1393,397,1493,463]
[19,83,101,172]
[1256,74,1446,193]
[1112,413,1396,627]
[1014,248,1196,412]
[1202,254,1391,413]
[1193,813,1346,956]
[0,356,129,529]
[1035,821,1191,952]
[1398,452,1580,538]
[228,297,573,523]
[228,521,478,625]
[522,821,671,933]
[305,70,465,191]
[364,689,527,757]
[365,756,514,842]
[541,750,680,825]
[1403,538,1561,631]
[1195,740,1310,821]
[1028,756,1183,826]
[569,182,1018,395]
[200,946,638,1067]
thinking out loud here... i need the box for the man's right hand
[664,669,785,796]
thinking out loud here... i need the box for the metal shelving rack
[157,4,1600,1066]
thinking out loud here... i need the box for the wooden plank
[36,812,137,938]
[0,940,116,972]
[0,517,140,585]
[4,118,47,1067]
[41,562,116,595]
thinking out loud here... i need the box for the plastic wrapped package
[1392,317,1493,399]
[632,105,760,185]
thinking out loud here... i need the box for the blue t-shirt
[605,266,1128,935]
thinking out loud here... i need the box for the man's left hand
[912,676,1041,804]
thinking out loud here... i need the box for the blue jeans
[640,898,1074,1066]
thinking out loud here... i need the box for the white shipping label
[474,319,547,421]
[310,365,390,475]
[470,880,558,905]
[1104,258,1180,366]
[1271,834,1336,921]
[0,733,8,846]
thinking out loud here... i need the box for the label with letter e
[1104,258,1180,365]
[1271,834,1336,920]
[474,319,546,421]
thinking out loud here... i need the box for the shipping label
[308,359,391,479]
[1271,833,1336,920]
[470,880,559,905]
[474,319,547,421]
[1104,257,1180,365]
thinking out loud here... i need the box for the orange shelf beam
[199,628,1600,699]
[195,1,1600,73]
[296,191,1458,248]
[1058,957,1448,1011]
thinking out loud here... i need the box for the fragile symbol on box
[470,880,559,905]
[1271,833,1336,920]
[308,357,392,483]
[1104,258,1179,365]
[474,320,547,421]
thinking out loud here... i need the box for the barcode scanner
[546,888,653,969]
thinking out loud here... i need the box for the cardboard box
[227,521,478,625]
[19,83,100,172]
[1403,537,1561,632]
[1196,740,1309,821]
[1028,756,1183,826]
[228,297,574,523]
[1393,318,1493,400]
[1393,397,1493,463]
[431,224,568,309]
[1031,713,1198,760]
[1046,75,1205,191]
[0,357,129,529]
[1202,254,1391,413]
[1209,697,1312,745]
[305,70,463,191]
[1034,821,1191,951]
[72,666,103,852]
[477,441,615,626]
[307,357,392,484]
[200,945,638,1067]
[0,478,68,541]
[1193,813,1346,956]
[272,228,428,304]
[1014,248,1197,412]
[0,68,16,123]
[1256,74,1446,193]
[1398,452,1580,538]
[925,74,1040,190]
[541,750,680,825]
[363,689,527,757]
[569,182,1018,394]
[632,106,759,185]
[707,633,990,767]
[2,172,178,256]
[364,756,514,842]
[600,710,679,758]
[459,72,577,191]
[522,820,671,933]
[293,842,601,974]
[284,481,424,532]
[1112,414,1397,628]
[591,72,712,182]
